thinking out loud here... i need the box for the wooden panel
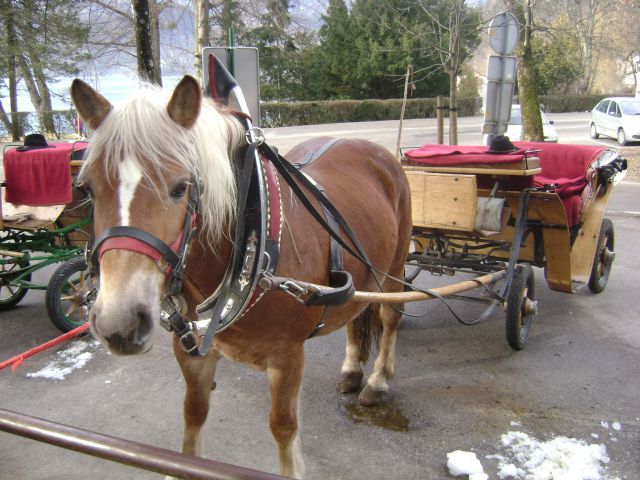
[404,163,540,177]
[407,171,477,231]
[570,186,614,285]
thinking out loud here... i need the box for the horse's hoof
[358,384,387,407]
[338,371,363,393]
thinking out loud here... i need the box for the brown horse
[71,76,412,478]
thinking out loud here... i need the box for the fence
[0,408,283,480]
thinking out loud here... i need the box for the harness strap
[258,144,373,270]
[92,226,181,271]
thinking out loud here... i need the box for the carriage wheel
[505,264,536,351]
[588,218,614,294]
[46,256,97,333]
[0,255,31,310]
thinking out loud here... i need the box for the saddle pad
[404,144,526,166]
[3,143,77,205]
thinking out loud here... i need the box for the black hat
[17,133,53,151]
[487,135,519,154]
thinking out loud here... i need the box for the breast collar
[166,140,284,356]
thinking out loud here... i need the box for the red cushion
[517,142,606,227]
[3,143,83,206]
[405,144,526,165]
[514,142,605,179]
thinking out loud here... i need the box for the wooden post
[436,95,445,145]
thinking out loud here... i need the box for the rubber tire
[588,218,614,294]
[617,128,627,146]
[46,256,96,333]
[590,123,599,139]
[505,264,535,351]
[0,257,31,310]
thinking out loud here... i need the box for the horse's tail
[353,305,382,363]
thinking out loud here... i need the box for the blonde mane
[82,83,245,243]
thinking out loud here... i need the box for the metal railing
[0,408,284,480]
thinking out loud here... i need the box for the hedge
[261,96,478,128]
[538,94,609,113]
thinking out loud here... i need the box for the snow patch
[26,340,96,380]
[493,430,610,480]
[447,450,486,478]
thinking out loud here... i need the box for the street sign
[482,12,520,141]
[483,55,517,135]
[203,47,260,126]
[488,11,519,56]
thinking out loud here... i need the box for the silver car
[506,105,558,142]
[590,97,640,145]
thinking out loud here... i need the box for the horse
[71,75,412,478]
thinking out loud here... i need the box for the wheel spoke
[66,303,78,316]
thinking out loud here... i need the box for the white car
[590,97,640,145]
[505,105,558,142]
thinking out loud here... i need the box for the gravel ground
[620,147,640,181]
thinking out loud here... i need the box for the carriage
[0,139,96,332]
[400,140,627,349]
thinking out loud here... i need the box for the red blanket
[404,144,526,165]
[3,143,82,206]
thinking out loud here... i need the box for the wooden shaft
[352,270,506,303]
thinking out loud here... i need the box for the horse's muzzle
[90,302,154,355]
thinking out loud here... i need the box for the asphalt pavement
[1,117,639,479]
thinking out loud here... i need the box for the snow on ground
[447,450,488,479]
[493,431,610,480]
[26,339,99,381]
[448,423,622,480]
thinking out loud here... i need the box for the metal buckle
[279,280,309,303]
[246,127,265,145]
[179,329,199,354]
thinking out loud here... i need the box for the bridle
[89,175,201,312]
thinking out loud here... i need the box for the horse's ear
[167,75,201,129]
[71,79,112,130]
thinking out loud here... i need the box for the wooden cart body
[404,142,626,293]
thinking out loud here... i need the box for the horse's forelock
[82,83,245,244]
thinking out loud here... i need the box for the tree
[132,0,161,84]
[405,0,481,143]
[0,0,89,137]
[508,0,543,141]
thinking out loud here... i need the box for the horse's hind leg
[267,347,305,479]
[338,320,365,393]
[359,302,402,407]
[173,341,221,456]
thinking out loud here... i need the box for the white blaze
[118,157,143,225]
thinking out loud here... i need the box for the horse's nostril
[135,305,153,340]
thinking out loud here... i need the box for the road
[1,114,639,480]
[263,111,603,154]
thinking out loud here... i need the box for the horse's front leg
[173,338,221,456]
[267,347,305,479]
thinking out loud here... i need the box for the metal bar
[0,408,283,480]
[352,270,507,303]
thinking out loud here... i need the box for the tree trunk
[4,3,23,140]
[512,0,543,142]
[0,100,13,136]
[150,0,162,86]
[195,0,211,80]
[132,0,159,84]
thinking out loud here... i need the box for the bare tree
[403,0,481,144]
[195,0,211,79]
[507,0,543,141]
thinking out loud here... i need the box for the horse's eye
[170,182,188,199]
[79,183,93,198]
